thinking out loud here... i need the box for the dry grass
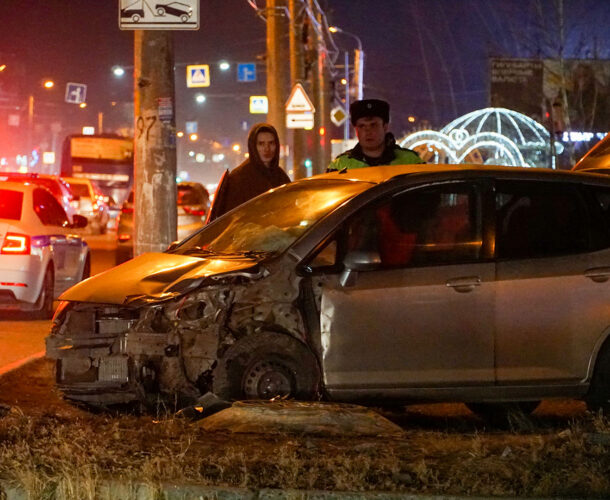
[0,359,609,498]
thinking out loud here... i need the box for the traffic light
[304,158,313,169]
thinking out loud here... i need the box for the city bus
[60,134,133,205]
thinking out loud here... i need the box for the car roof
[309,163,610,185]
[0,180,38,192]
[62,176,92,184]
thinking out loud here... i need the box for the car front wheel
[132,14,141,22]
[213,332,320,401]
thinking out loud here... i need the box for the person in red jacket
[207,123,290,222]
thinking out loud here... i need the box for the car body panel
[59,251,260,304]
[572,133,610,172]
[0,182,89,310]
[62,177,109,234]
[0,174,78,223]
[45,165,610,409]
[320,261,496,389]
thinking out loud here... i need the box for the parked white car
[0,181,90,318]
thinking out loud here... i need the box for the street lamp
[112,66,126,78]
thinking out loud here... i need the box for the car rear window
[0,189,24,220]
[34,178,62,198]
[67,182,90,198]
[178,185,206,205]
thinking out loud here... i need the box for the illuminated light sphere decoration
[400,107,561,168]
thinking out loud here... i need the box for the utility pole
[266,0,289,159]
[133,30,177,256]
[316,8,332,173]
[309,3,331,174]
[289,0,306,179]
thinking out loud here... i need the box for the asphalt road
[0,233,117,374]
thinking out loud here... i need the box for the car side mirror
[166,241,180,252]
[71,214,88,228]
[340,251,381,287]
[343,250,381,271]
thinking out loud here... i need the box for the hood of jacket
[247,122,280,169]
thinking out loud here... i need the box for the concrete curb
[0,350,45,377]
[0,480,563,500]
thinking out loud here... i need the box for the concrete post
[133,30,177,256]
[266,0,289,159]
[289,0,306,179]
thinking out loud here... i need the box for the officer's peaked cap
[350,99,390,125]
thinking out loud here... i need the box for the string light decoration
[400,107,560,168]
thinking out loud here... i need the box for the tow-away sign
[119,0,200,30]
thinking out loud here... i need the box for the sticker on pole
[119,0,200,30]
[285,83,315,113]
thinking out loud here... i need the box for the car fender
[584,326,610,384]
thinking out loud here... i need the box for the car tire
[156,7,165,15]
[466,401,539,428]
[132,14,141,22]
[180,14,189,22]
[213,332,320,401]
[33,266,54,320]
[585,343,610,415]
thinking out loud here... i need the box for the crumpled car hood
[60,252,261,305]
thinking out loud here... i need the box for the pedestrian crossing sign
[187,65,210,88]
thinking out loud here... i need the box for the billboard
[490,58,610,133]
[490,58,544,121]
[543,59,610,132]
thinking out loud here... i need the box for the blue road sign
[237,63,256,83]
[65,82,87,104]
[185,121,198,134]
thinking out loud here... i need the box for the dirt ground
[0,358,609,498]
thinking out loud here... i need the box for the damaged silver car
[47,165,610,415]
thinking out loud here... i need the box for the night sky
[1,0,609,150]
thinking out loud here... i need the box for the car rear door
[493,179,605,384]
[33,188,82,292]
[316,179,496,393]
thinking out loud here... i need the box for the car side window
[495,180,589,259]
[344,182,482,269]
[33,188,70,227]
[586,185,610,250]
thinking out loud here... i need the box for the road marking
[0,350,45,377]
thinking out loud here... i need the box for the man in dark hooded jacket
[208,123,290,221]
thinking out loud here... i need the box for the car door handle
[584,267,610,283]
[446,276,481,293]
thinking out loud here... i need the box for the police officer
[328,99,423,170]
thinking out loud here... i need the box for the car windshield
[173,179,370,256]
[0,189,24,220]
